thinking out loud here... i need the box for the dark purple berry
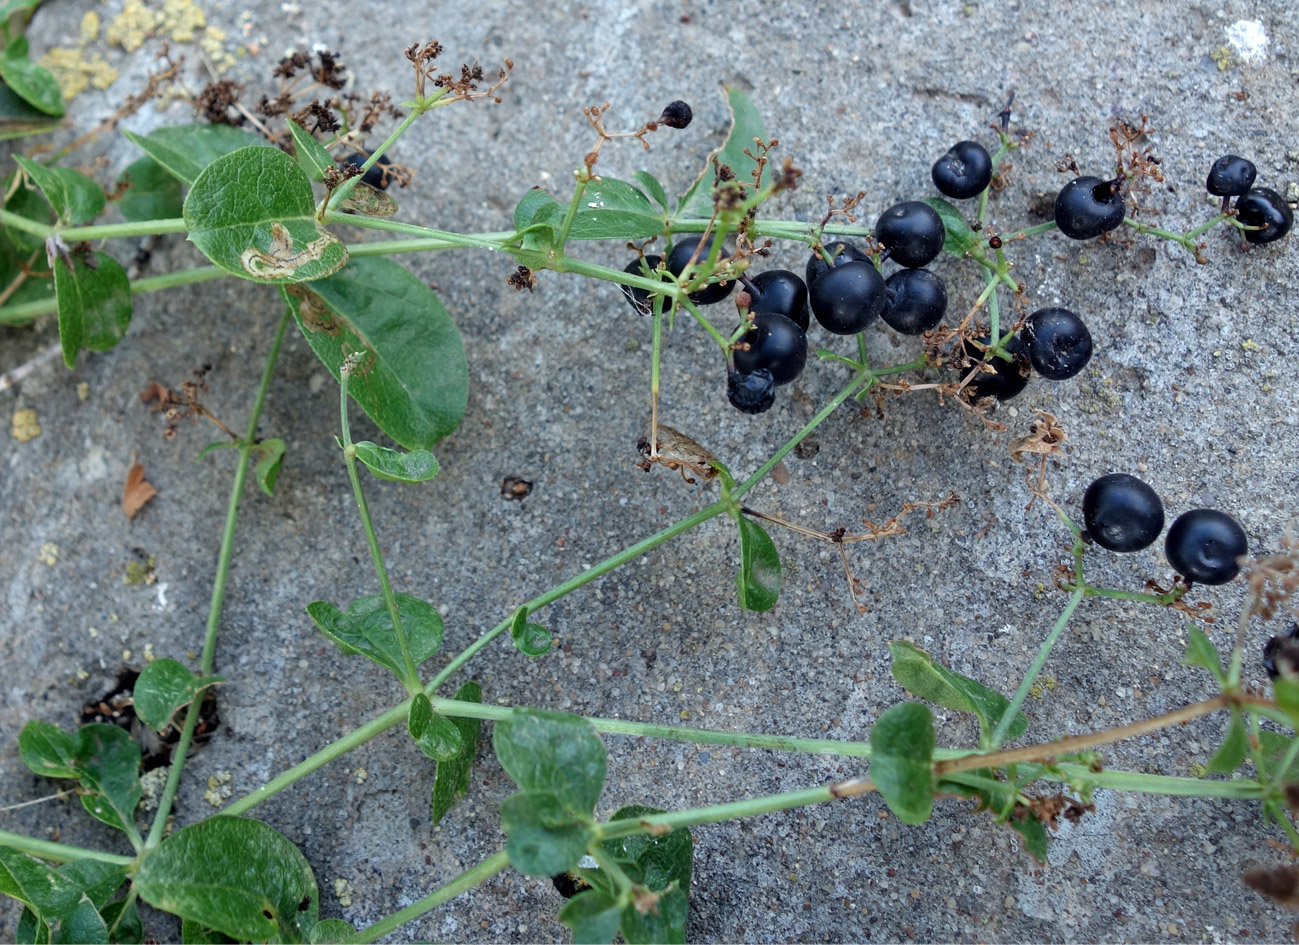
[749,269,809,331]
[874,201,944,268]
[881,268,946,335]
[1082,473,1164,553]
[956,334,1030,401]
[808,259,886,335]
[733,310,807,386]
[658,101,692,129]
[1206,155,1256,197]
[932,141,993,200]
[1235,187,1293,245]
[1025,307,1093,380]
[1165,509,1248,585]
[727,368,776,414]
[668,235,735,305]
[1054,176,1126,240]
[621,255,665,315]
[806,239,869,287]
[340,151,393,191]
[1263,624,1299,680]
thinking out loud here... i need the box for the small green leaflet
[430,680,482,824]
[0,83,61,140]
[51,248,131,368]
[735,515,780,611]
[1181,624,1226,688]
[675,86,765,220]
[1008,812,1049,863]
[558,890,623,945]
[309,919,357,944]
[510,178,664,244]
[416,714,465,762]
[183,146,347,284]
[14,156,104,224]
[255,438,286,495]
[1207,708,1247,774]
[17,719,78,778]
[350,440,439,483]
[632,170,669,213]
[0,55,63,116]
[869,703,935,825]
[122,123,272,187]
[408,692,433,739]
[499,790,594,876]
[920,197,978,257]
[72,724,143,835]
[132,658,223,731]
[602,804,692,944]
[494,709,607,814]
[115,157,184,223]
[287,119,335,182]
[509,606,552,657]
[0,850,125,937]
[888,641,1027,746]
[305,592,443,680]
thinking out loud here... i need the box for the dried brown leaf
[123,461,158,520]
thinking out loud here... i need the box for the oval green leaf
[558,889,623,945]
[499,790,593,877]
[920,197,978,257]
[494,709,606,814]
[72,724,142,834]
[309,919,357,944]
[282,256,468,449]
[736,516,781,612]
[869,703,935,825]
[416,714,465,762]
[183,146,346,284]
[254,438,286,496]
[122,124,272,186]
[509,607,552,657]
[135,816,319,943]
[430,680,482,825]
[352,440,439,483]
[633,170,669,213]
[887,641,1026,745]
[408,692,433,739]
[0,83,61,140]
[286,120,334,182]
[305,592,443,679]
[132,658,222,731]
[52,249,131,368]
[115,157,184,223]
[675,86,765,220]
[18,719,78,779]
[0,56,63,116]
[14,157,104,225]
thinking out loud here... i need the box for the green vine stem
[143,308,292,851]
[0,829,134,866]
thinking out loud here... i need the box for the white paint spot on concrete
[80,445,108,481]
[1225,19,1268,63]
[153,582,169,611]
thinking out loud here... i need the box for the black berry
[749,269,809,331]
[1206,155,1256,197]
[658,101,692,129]
[881,268,946,335]
[1263,624,1299,680]
[1235,187,1293,245]
[874,201,945,268]
[808,259,886,335]
[1025,307,1093,380]
[1082,473,1164,553]
[956,334,1030,402]
[931,141,993,200]
[621,255,665,316]
[340,151,393,191]
[727,368,776,414]
[733,310,807,386]
[1165,509,1248,585]
[668,235,735,305]
[806,239,869,287]
[1054,176,1126,240]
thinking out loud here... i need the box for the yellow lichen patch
[203,770,233,807]
[201,26,236,74]
[12,408,40,441]
[38,542,58,566]
[40,11,119,100]
[76,382,89,401]
[106,0,160,52]
[162,0,205,41]
[333,879,355,908]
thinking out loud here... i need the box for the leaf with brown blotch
[123,461,158,519]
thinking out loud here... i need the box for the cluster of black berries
[1081,473,1249,585]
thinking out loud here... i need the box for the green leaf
[676,86,765,219]
[1008,813,1049,863]
[122,124,272,187]
[887,641,1027,745]
[0,56,63,116]
[527,178,664,241]
[494,709,606,814]
[306,592,443,678]
[509,608,552,657]
[499,790,593,877]
[49,896,107,944]
[513,187,559,232]
[18,719,78,778]
[0,0,42,30]
[254,438,286,496]
[54,862,126,913]
[602,804,692,945]
[52,249,131,368]
[73,724,141,834]
[0,850,124,927]
[17,906,48,945]
[287,120,335,182]
[13,158,103,224]
[101,898,143,944]
[1275,676,1299,730]
[408,692,433,739]
[115,157,184,223]
[135,816,319,944]
[1258,730,1297,781]
[416,714,465,762]
[1207,708,1248,774]
[1181,625,1226,687]
[430,680,482,825]
[0,84,60,140]
[869,703,936,825]
[735,516,780,612]
[920,197,978,257]
[558,889,623,945]
[5,35,27,58]
[4,175,48,252]
[620,886,688,945]
[351,440,438,483]
[308,919,356,944]
[183,146,346,284]
[178,920,233,944]
[132,658,222,731]
[633,171,669,213]
[0,216,52,305]
[282,255,468,450]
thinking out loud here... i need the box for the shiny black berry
[749,269,809,331]
[340,151,393,191]
[1054,176,1126,240]
[957,334,1030,401]
[1235,188,1293,245]
[621,255,665,315]
[1206,155,1256,197]
[727,368,776,414]
[881,269,946,335]
[1165,509,1248,585]
[808,259,886,335]
[806,239,869,287]
[658,101,693,129]
[733,310,807,385]
[668,235,735,305]
[874,201,944,268]
[1082,473,1164,553]
[931,141,993,200]
[1263,624,1299,680]
[1025,307,1093,380]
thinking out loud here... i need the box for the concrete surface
[3,0,1298,941]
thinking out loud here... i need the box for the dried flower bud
[659,100,692,129]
